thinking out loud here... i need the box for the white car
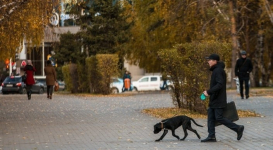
[132,75,173,91]
[110,78,133,94]
[110,78,123,94]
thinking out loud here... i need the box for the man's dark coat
[207,61,227,108]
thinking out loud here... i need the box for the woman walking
[44,60,56,99]
[24,60,36,100]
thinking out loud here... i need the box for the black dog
[153,115,203,142]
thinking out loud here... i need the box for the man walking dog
[201,54,244,142]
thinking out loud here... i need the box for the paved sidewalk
[0,91,273,150]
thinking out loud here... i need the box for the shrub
[158,41,231,114]
[86,56,100,93]
[68,64,79,93]
[96,54,119,94]
[77,62,89,93]
[62,54,122,94]
[62,65,72,92]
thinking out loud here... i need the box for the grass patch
[237,109,261,117]
[248,88,273,96]
[142,107,261,119]
[251,90,273,95]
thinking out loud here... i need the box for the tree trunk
[229,0,237,88]
[252,64,259,87]
[257,28,270,87]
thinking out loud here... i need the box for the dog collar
[160,122,164,129]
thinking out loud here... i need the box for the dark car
[35,78,47,91]
[35,78,65,91]
[1,76,45,94]
[57,81,65,91]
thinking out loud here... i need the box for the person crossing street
[201,54,244,142]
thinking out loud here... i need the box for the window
[140,77,149,82]
[111,78,119,83]
[151,77,158,82]
[4,77,21,82]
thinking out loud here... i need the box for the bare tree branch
[0,0,28,23]
[213,0,229,20]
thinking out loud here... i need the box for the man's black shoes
[237,125,244,140]
[246,95,249,99]
[201,136,217,142]
[202,126,244,142]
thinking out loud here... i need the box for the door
[149,76,160,90]
[137,77,149,91]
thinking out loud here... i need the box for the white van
[132,75,173,91]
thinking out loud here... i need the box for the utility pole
[9,58,12,76]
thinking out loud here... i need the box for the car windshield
[111,78,122,83]
[140,77,149,82]
[4,77,21,82]
[112,79,119,83]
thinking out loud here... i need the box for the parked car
[1,76,45,94]
[57,81,65,91]
[35,78,65,91]
[132,75,173,91]
[35,78,47,91]
[110,78,133,94]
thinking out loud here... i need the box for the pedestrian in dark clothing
[0,74,3,86]
[24,60,36,100]
[123,71,131,80]
[44,60,57,99]
[161,72,168,90]
[128,72,133,91]
[123,71,131,92]
[201,54,244,142]
[235,50,253,99]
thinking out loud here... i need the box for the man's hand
[203,91,209,96]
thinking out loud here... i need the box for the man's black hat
[240,50,247,55]
[206,54,220,61]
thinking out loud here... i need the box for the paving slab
[0,91,273,150]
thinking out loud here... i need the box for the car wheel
[111,87,119,94]
[132,87,138,91]
[20,88,27,94]
[2,91,8,95]
[39,88,44,94]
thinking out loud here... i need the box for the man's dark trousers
[239,77,249,98]
[207,107,239,137]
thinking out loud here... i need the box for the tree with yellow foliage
[0,0,58,61]
[125,0,231,72]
